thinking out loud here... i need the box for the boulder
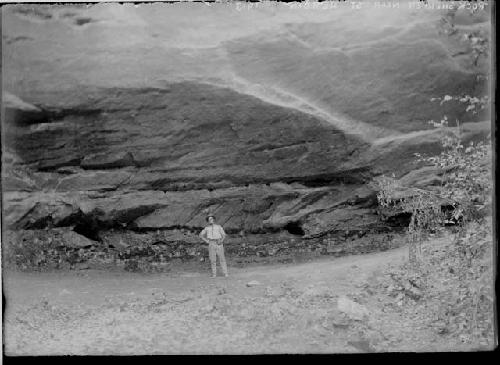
[302,207,381,237]
[337,296,369,321]
[6,198,81,230]
[405,286,423,301]
[5,228,98,249]
[58,230,98,248]
[246,280,261,287]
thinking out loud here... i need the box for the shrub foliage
[372,92,493,344]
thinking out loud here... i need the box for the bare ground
[2,236,485,355]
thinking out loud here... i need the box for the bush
[372,86,493,345]
[373,101,491,267]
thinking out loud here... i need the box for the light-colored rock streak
[185,74,393,144]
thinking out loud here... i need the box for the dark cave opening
[72,217,102,242]
[384,212,412,227]
[284,221,305,236]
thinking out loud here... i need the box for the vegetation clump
[372,92,493,346]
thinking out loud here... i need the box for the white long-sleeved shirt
[200,224,226,240]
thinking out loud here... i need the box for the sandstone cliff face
[2,83,373,237]
[1,4,491,259]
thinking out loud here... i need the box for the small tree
[373,98,491,268]
[372,8,493,343]
[374,174,444,267]
[427,98,492,227]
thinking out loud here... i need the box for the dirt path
[4,246,407,306]
[3,244,463,354]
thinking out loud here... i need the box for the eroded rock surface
[1,4,491,266]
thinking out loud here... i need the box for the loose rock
[246,280,261,287]
[337,296,369,321]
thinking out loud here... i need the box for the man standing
[199,215,228,278]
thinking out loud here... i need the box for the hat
[206,215,215,222]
